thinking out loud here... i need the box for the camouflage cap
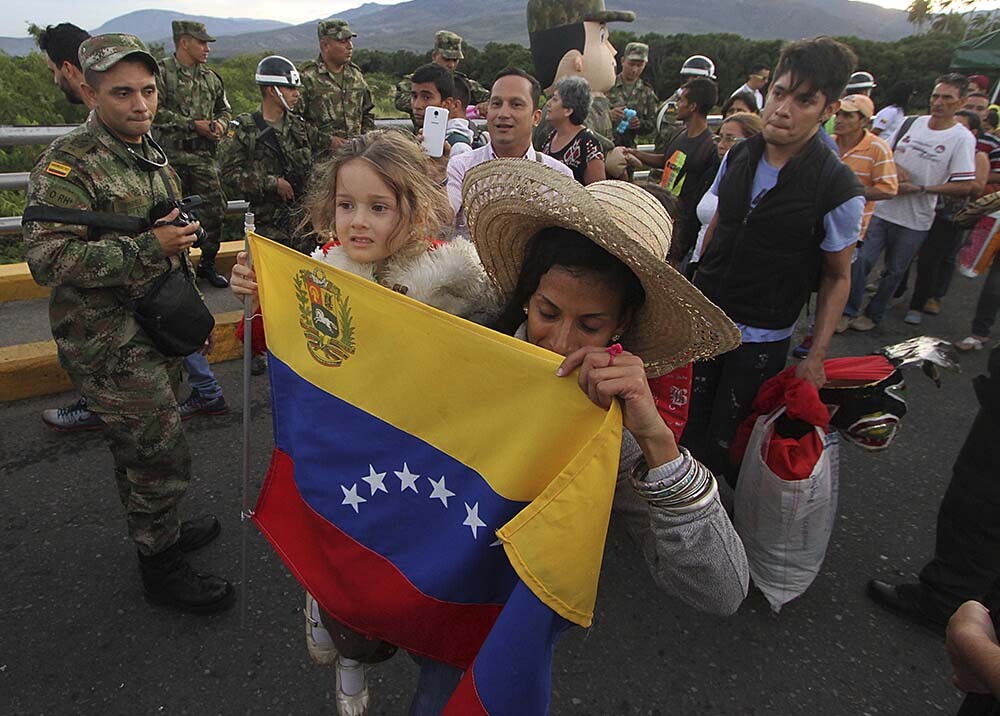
[172,20,216,42]
[318,19,357,41]
[527,0,635,34]
[434,30,464,60]
[624,42,648,62]
[78,33,159,74]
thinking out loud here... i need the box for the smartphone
[422,106,448,158]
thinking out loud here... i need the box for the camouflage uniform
[393,30,490,121]
[23,39,194,558]
[607,44,659,149]
[219,111,316,252]
[153,22,231,266]
[298,20,375,156]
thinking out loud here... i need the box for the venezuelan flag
[248,233,623,714]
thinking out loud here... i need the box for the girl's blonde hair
[301,129,455,259]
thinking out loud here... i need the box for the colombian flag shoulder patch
[45,161,72,178]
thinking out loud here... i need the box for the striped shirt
[835,130,898,240]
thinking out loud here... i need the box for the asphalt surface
[1,273,994,716]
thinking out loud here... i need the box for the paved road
[1,274,993,716]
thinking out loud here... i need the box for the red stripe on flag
[444,669,491,716]
[252,448,502,668]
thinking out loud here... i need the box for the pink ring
[606,343,623,366]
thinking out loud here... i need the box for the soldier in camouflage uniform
[607,42,659,148]
[22,34,234,614]
[153,21,232,288]
[526,0,634,153]
[297,19,375,157]
[220,56,317,254]
[393,31,491,126]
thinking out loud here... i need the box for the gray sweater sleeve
[612,431,750,616]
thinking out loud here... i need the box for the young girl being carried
[230,128,496,716]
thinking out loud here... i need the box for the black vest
[694,132,862,329]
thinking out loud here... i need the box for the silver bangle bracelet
[650,476,719,514]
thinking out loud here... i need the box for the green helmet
[526,0,634,34]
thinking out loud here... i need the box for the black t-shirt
[660,127,719,260]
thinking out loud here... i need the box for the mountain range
[0,1,913,59]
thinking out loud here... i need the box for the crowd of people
[20,16,1000,716]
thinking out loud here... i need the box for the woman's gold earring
[610,334,621,342]
[523,305,529,315]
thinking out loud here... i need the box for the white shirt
[446,141,574,230]
[691,190,718,263]
[874,116,977,231]
[731,83,764,111]
[871,105,905,141]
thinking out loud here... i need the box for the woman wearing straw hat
[463,160,749,596]
[392,159,752,711]
[403,159,750,711]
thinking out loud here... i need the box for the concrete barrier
[0,310,246,402]
[0,240,245,303]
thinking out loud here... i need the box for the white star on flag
[427,476,455,508]
[463,502,486,539]
[362,465,388,495]
[395,463,420,493]
[341,483,367,513]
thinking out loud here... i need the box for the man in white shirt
[729,63,770,110]
[447,67,572,227]
[846,73,977,330]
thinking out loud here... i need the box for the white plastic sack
[734,408,839,612]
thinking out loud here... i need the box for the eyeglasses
[716,134,746,144]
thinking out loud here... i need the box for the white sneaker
[957,335,988,352]
[903,310,923,325]
[336,658,370,716]
[304,592,339,665]
[849,315,876,332]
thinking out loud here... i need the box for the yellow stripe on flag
[249,232,623,626]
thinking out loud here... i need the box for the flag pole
[240,211,255,629]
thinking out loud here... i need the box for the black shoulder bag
[131,168,215,356]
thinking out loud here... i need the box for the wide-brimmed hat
[462,160,741,377]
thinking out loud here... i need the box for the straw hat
[462,159,741,377]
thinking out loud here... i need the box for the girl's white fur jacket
[310,239,498,322]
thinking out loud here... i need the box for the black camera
[149,195,208,249]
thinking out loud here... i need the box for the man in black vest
[682,37,865,484]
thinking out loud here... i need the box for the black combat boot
[176,514,221,553]
[196,257,229,288]
[138,544,235,614]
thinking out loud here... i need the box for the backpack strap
[892,115,918,151]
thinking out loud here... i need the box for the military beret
[624,42,649,62]
[172,21,215,42]
[318,19,357,41]
[78,33,158,75]
[526,0,635,34]
[434,31,464,60]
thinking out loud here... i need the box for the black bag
[132,260,215,356]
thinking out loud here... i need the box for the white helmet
[681,55,716,80]
[255,55,301,87]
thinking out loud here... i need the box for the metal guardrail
[0,119,658,236]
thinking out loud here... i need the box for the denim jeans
[972,252,1000,338]
[183,351,223,400]
[846,216,929,323]
[407,655,464,716]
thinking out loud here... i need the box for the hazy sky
[2,0,996,37]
